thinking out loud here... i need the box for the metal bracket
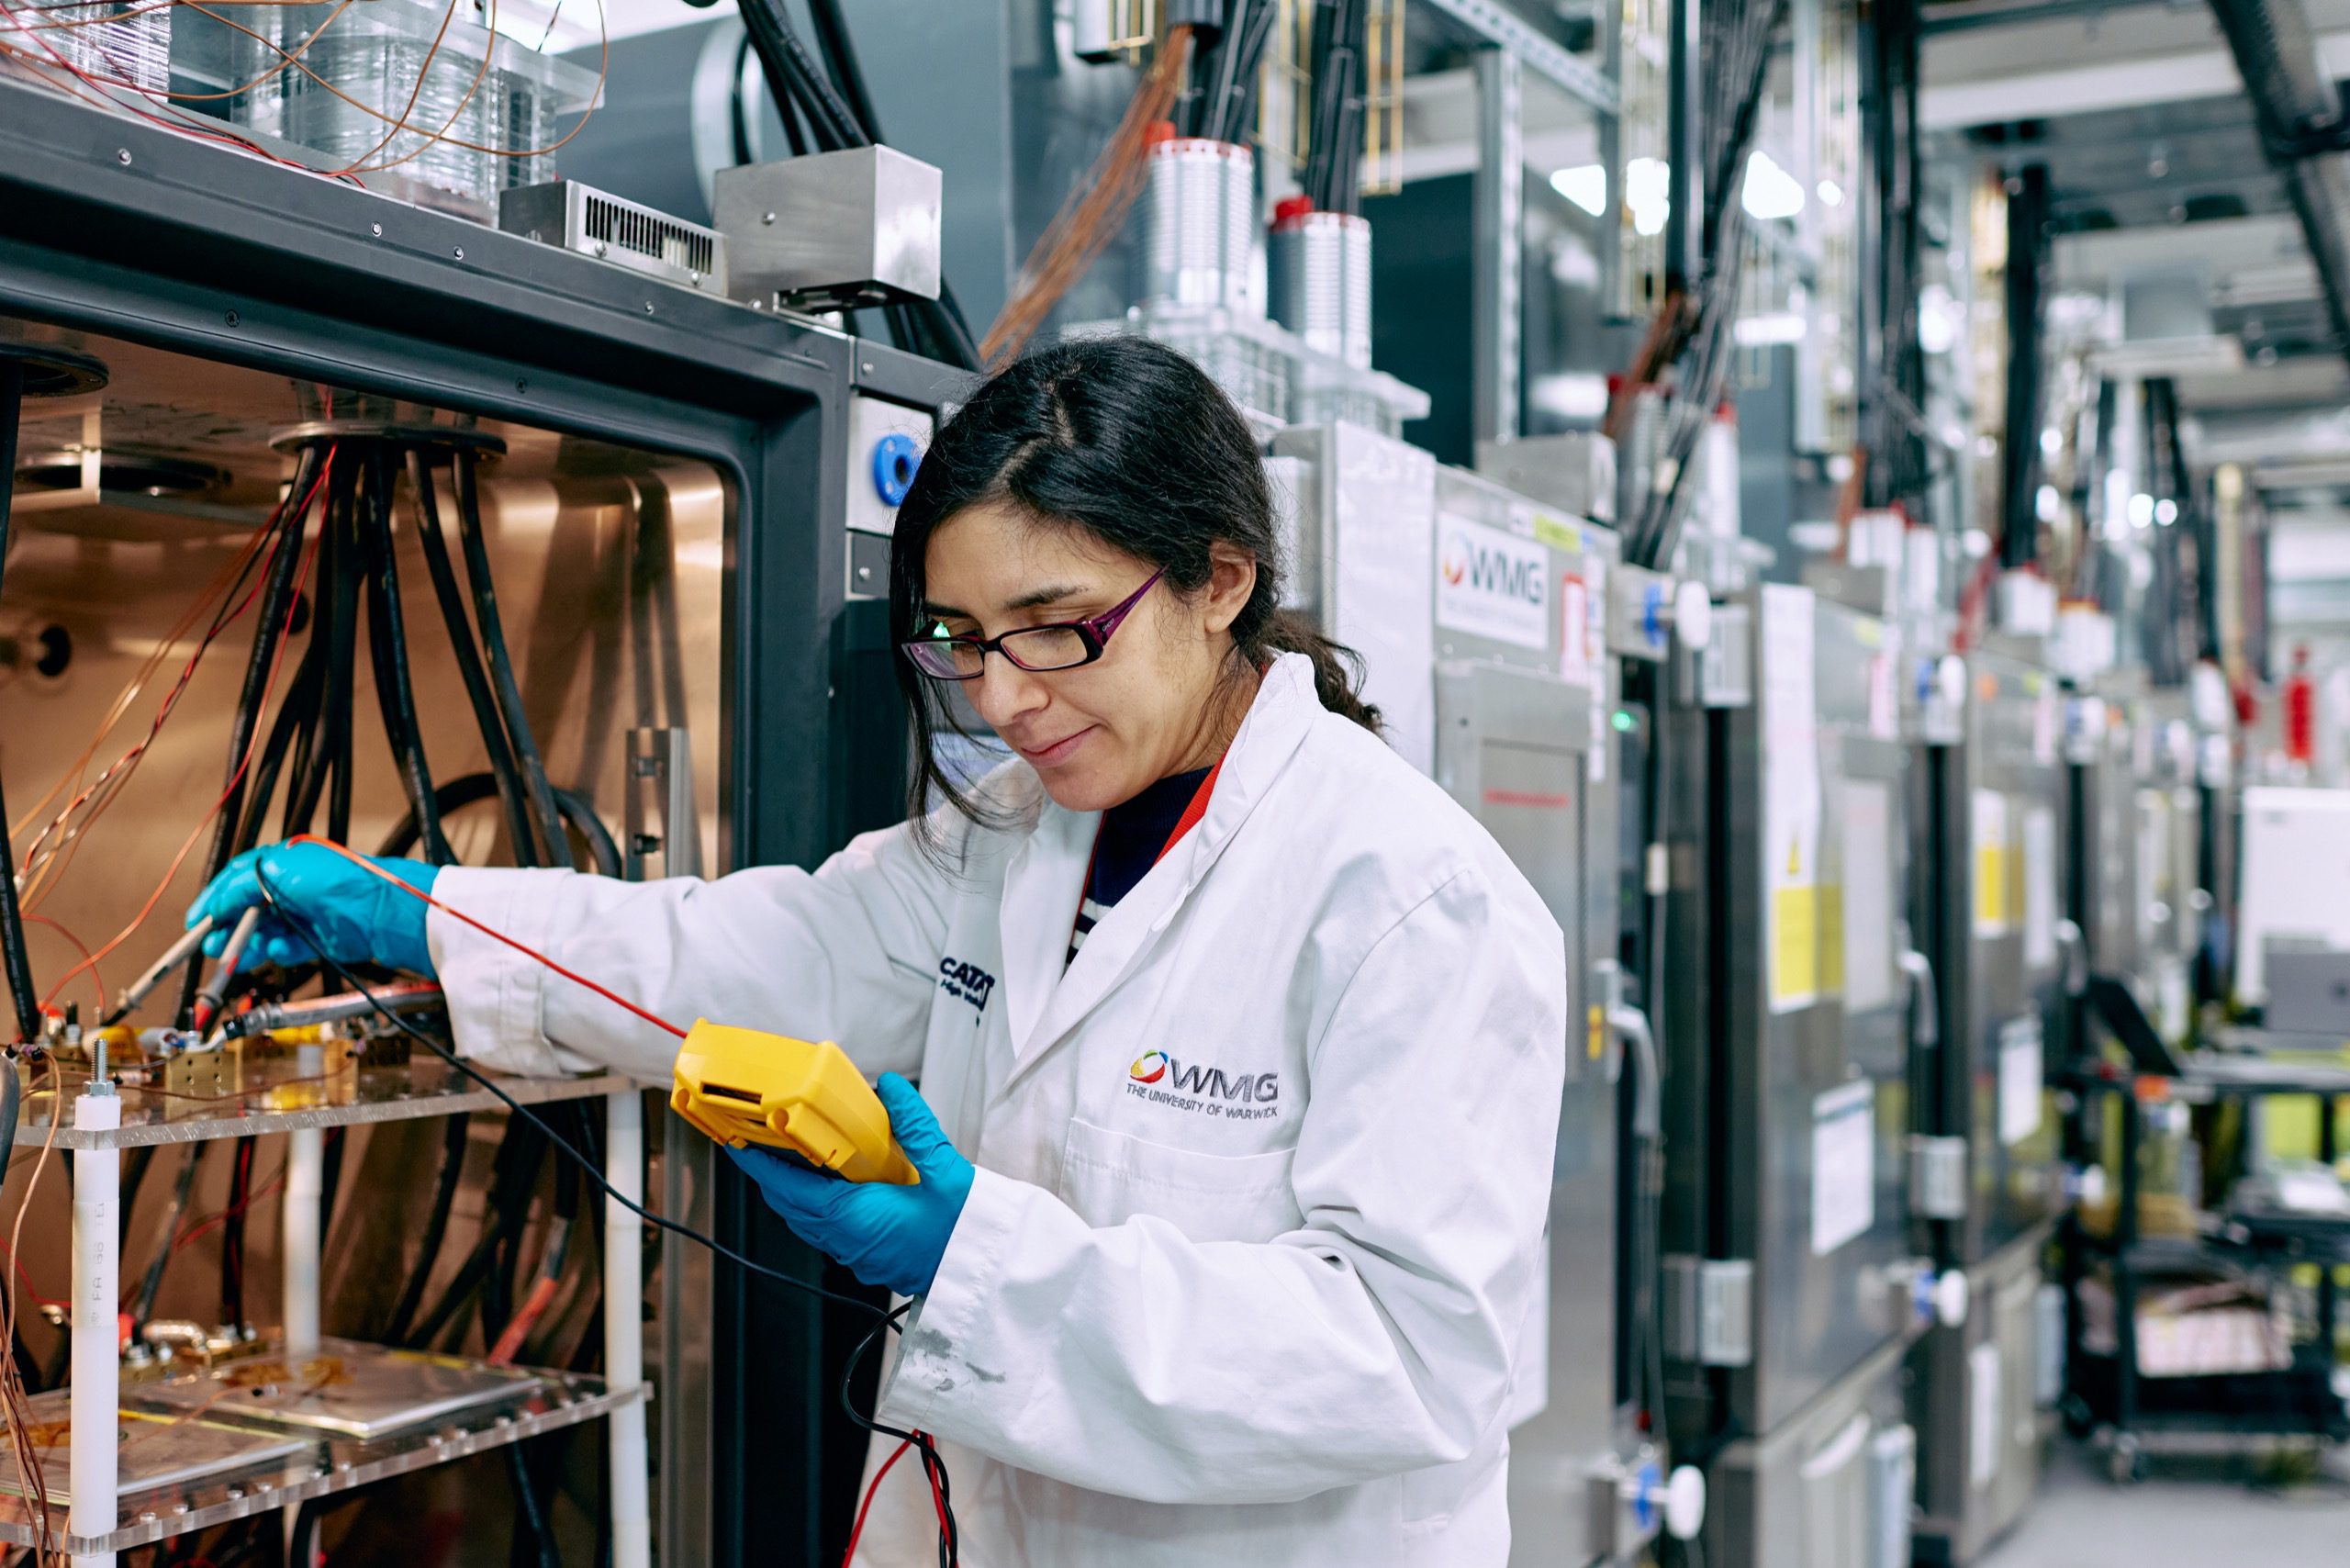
[1909,1137,1968,1221]
[1697,603,1752,708]
[624,727,702,881]
[1420,0,1620,114]
[1900,948,1939,1052]
[1664,1255,1753,1367]
[2053,917,2087,999]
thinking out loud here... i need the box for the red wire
[0,1236,60,1313]
[841,1439,914,1567]
[172,1170,285,1255]
[285,836,689,1042]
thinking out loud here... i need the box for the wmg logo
[1441,532,1546,606]
[1129,1051,1280,1105]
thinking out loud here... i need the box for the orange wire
[41,454,332,1007]
[18,917,100,1017]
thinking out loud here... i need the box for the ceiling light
[1549,163,1607,218]
[1627,157,1671,237]
[1741,151,1807,221]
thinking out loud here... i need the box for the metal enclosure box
[2236,786,2350,1004]
[1664,584,1923,1568]
[711,145,943,307]
[1268,423,1438,772]
[1427,471,1630,1568]
[497,178,728,294]
[1706,1340,1916,1568]
[2068,683,2146,1002]
[1914,648,2069,1268]
[1474,431,1618,523]
[1908,647,2069,1565]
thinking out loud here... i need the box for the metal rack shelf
[0,1364,646,1554]
[11,1058,635,1149]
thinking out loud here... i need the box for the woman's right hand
[185,844,442,977]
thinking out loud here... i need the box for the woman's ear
[1201,542,1259,638]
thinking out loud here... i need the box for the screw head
[453,246,465,261]
[370,221,383,237]
[223,309,241,328]
[762,210,776,224]
[594,241,609,257]
[116,148,131,165]
[515,376,529,394]
[644,301,656,314]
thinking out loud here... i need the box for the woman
[191,337,1567,1567]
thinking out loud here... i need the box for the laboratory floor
[1978,1439,2350,1567]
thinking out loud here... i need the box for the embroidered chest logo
[1126,1052,1281,1120]
[937,957,997,1015]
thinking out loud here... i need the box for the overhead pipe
[2209,0,2350,367]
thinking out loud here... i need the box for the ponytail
[1252,610,1382,734]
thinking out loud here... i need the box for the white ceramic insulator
[606,1090,651,1568]
[282,1126,324,1357]
[71,1091,123,1565]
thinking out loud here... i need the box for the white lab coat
[427,652,1567,1567]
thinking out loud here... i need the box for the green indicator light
[1612,710,1636,733]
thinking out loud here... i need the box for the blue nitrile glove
[185,843,442,978]
[727,1073,974,1298]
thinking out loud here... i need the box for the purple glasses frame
[901,569,1166,681]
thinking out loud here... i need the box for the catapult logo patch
[937,957,996,1015]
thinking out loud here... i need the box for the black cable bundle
[1204,0,1281,146]
[1621,0,1788,571]
[170,442,324,1030]
[449,452,575,869]
[0,361,46,1048]
[731,0,979,369]
[408,450,540,867]
[1302,0,1369,215]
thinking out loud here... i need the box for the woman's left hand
[727,1073,974,1298]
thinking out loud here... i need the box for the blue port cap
[872,432,922,507]
[1633,1461,1662,1529]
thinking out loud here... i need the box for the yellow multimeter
[669,1020,918,1185]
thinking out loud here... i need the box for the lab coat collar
[997,654,1325,1083]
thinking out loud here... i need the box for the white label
[2021,804,2057,970]
[1867,652,1899,740]
[1968,1339,2002,1489]
[1811,1080,1876,1256]
[1999,1015,2044,1145]
[1436,512,1550,649]
[1841,779,1897,1012]
[1559,573,1591,685]
[2032,688,2060,766]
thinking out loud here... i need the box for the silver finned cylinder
[1143,138,1256,312]
[1223,145,1258,316]
[1269,207,1372,367]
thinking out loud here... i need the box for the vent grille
[583,193,717,276]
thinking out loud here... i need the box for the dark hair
[890,335,1381,834]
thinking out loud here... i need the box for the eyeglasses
[901,570,1164,682]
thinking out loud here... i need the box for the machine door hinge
[1664,1255,1753,1367]
[1909,1136,1968,1221]
[625,726,702,881]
